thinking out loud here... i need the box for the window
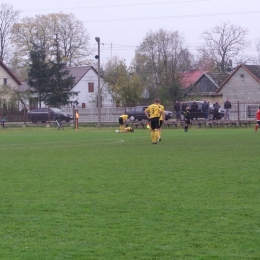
[240,74,245,78]
[88,82,94,92]
[3,78,7,85]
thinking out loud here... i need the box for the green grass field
[0,126,260,259]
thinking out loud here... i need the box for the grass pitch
[0,126,260,259]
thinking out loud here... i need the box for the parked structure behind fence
[1,100,260,123]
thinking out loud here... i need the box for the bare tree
[256,39,260,65]
[0,3,20,63]
[134,28,193,102]
[198,21,249,72]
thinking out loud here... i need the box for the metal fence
[1,100,260,123]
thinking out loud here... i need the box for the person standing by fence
[213,100,220,120]
[202,100,209,120]
[174,101,181,121]
[224,98,232,120]
[191,100,198,120]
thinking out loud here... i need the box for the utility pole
[95,37,101,128]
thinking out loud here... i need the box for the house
[185,71,229,104]
[18,65,114,109]
[216,64,260,119]
[182,69,228,103]
[216,64,260,101]
[0,59,22,108]
[182,69,206,89]
[67,66,113,108]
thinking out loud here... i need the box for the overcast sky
[6,0,260,66]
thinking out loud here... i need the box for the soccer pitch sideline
[0,127,259,259]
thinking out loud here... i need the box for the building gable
[217,64,260,101]
[0,60,21,87]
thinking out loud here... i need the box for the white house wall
[70,68,113,108]
[0,67,19,89]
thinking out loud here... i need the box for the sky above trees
[5,0,260,65]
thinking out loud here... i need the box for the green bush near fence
[0,127,259,259]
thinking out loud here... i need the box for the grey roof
[67,66,97,86]
[206,71,230,87]
[217,64,260,93]
[243,65,260,80]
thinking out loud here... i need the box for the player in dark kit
[184,106,191,132]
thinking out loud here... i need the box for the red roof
[181,69,207,88]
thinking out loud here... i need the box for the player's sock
[151,130,155,142]
[155,130,159,143]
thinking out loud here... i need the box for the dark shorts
[119,117,124,125]
[185,119,191,125]
[150,117,160,130]
[257,120,260,126]
[159,120,163,128]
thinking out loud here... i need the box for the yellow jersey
[159,105,165,120]
[145,104,161,118]
[120,114,128,122]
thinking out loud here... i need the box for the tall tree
[11,12,92,67]
[198,21,249,72]
[134,29,193,103]
[44,35,77,107]
[0,3,20,64]
[27,44,51,107]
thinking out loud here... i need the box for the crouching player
[119,114,128,132]
[116,126,134,133]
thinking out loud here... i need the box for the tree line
[0,3,259,108]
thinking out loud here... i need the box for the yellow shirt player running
[158,99,165,142]
[144,98,162,144]
[119,114,128,132]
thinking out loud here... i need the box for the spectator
[202,100,209,120]
[174,101,181,121]
[182,102,187,111]
[224,98,232,120]
[213,100,220,120]
[190,100,198,120]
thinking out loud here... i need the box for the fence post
[23,107,27,126]
[237,100,240,124]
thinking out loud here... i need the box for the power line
[82,11,260,23]
[20,0,215,12]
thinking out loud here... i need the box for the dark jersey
[184,110,191,120]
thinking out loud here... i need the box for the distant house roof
[0,60,22,85]
[67,66,98,85]
[216,64,260,93]
[181,69,207,88]
[17,65,98,92]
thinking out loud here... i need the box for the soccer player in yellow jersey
[144,98,162,144]
[158,99,165,142]
[123,126,134,133]
[119,114,128,132]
